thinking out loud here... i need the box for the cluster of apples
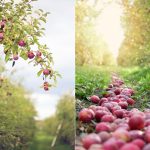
[76,75,150,150]
[0,19,51,91]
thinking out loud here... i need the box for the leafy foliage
[76,0,115,66]
[118,0,150,66]
[0,77,36,150]
[43,94,75,149]
[0,0,60,90]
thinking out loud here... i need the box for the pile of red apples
[76,75,150,150]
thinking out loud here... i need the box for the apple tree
[0,0,60,91]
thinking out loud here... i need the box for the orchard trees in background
[43,94,75,148]
[118,0,150,66]
[0,0,60,91]
[0,76,36,150]
[76,0,114,66]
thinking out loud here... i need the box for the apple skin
[18,40,26,47]
[36,51,42,57]
[0,32,4,39]
[128,115,145,130]
[13,54,19,60]
[27,51,35,59]
[96,122,111,132]
[0,21,5,29]
[79,108,94,123]
[129,130,144,140]
[143,144,150,150]
[43,69,51,75]
[101,114,115,123]
[88,144,103,150]
[90,95,100,104]
[120,143,140,150]
[114,88,121,95]
[99,98,108,105]
[132,139,145,149]
[98,131,111,142]
[112,129,131,142]
[127,98,135,105]
[118,102,128,109]
[81,133,101,149]
[103,138,119,150]
[113,109,124,118]
[95,110,109,122]
[44,86,49,91]
[144,129,150,143]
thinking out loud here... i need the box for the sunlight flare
[96,2,124,62]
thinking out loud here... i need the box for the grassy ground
[76,65,150,110]
[30,130,72,150]
[76,65,150,135]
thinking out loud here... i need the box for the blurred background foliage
[76,0,115,66]
[0,62,36,150]
[118,0,150,66]
[30,94,75,150]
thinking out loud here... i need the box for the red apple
[120,143,140,150]
[119,102,128,109]
[98,131,111,142]
[101,114,115,123]
[114,88,121,95]
[113,129,131,142]
[114,109,124,118]
[129,130,144,140]
[0,32,4,39]
[132,139,145,149]
[27,51,35,59]
[43,69,51,75]
[44,86,49,91]
[128,115,145,130]
[143,144,150,150]
[127,98,135,105]
[96,122,111,132]
[36,51,42,57]
[18,40,26,47]
[95,110,108,122]
[82,133,101,149]
[13,54,19,60]
[90,95,100,104]
[79,108,94,123]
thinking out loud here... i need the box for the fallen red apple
[96,122,111,132]
[101,114,115,123]
[113,109,124,118]
[90,95,100,104]
[95,110,108,122]
[120,143,140,150]
[82,133,101,149]
[79,108,94,123]
[112,129,131,142]
[128,115,145,130]
[132,139,145,149]
[98,131,111,142]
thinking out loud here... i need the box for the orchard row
[76,75,150,150]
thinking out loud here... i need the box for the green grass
[30,130,73,150]
[76,65,150,110]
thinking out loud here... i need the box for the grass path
[30,130,72,150]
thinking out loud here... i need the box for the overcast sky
[2,0,75,120]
